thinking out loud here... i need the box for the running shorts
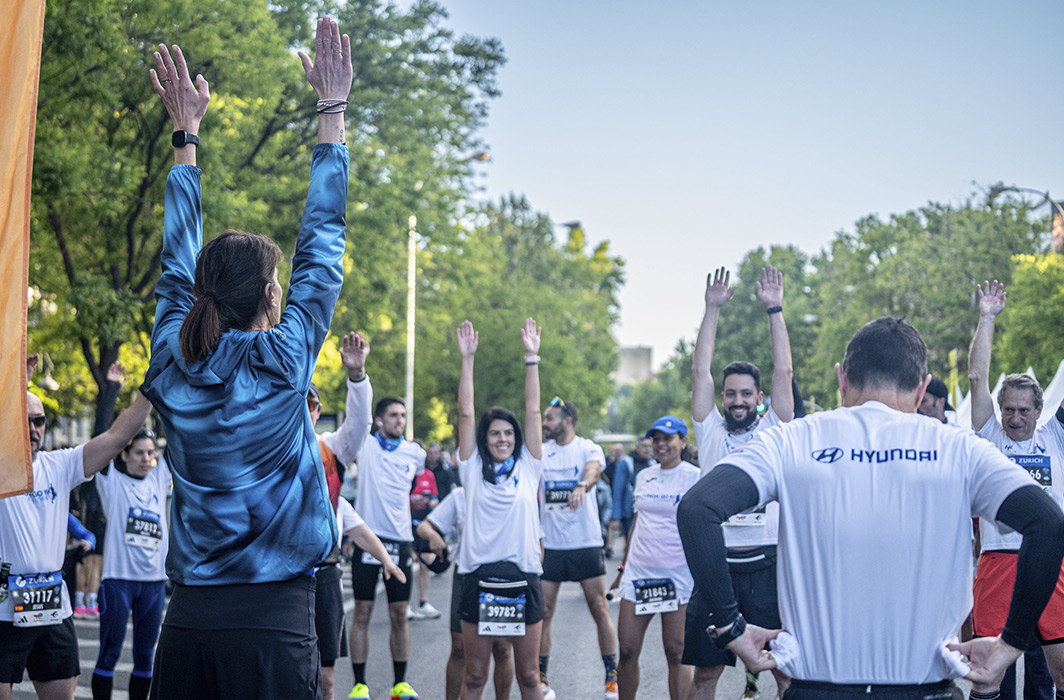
[973,551,1064,643]
[350,539,413,603]
[314,565,348,666]
[0,617,80,683]
[542,546,606,583]
[458,561,544,627]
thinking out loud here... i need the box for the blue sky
[442,0,1064,368]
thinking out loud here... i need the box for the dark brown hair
[179,230,283,362]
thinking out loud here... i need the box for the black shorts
[683,546,781,668]
[314,565,348,666]
[149,576,320,700]
[785,679,959,700]
[458,561,544,627]
[542,546,606,583]
[0,616,80,683]
[350,539,413,603]
[451,573,464,635]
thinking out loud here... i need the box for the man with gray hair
[968,280,1064,700]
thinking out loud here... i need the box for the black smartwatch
[171,131,200,148]
[709,613,747,649]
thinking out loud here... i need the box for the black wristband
[766,305,782,315]
[711,613,747,649]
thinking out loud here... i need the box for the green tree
[996,253,1064,382]
[29,0,506,417]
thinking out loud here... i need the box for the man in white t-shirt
[343,333,427,700]
[678,315,1064,699]
[967,280,1064,700]
[687,265,794,699]
[537,397,617,700]
[1,383,152,700]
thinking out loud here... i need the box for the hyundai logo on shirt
[811,448,844,463]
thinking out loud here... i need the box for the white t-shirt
[620,462,700,603]
[976,417,1064,551]
[457,447,543,575]
[96,457,172,582]
[427,486,465,560]
[722,401,1035,684]
[337,497,365,535]
[0,446,88,622]
[539,437,605,550]
[349,379,426,542]
[695,406,781,547]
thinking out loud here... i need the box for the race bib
[478,579,527,636]
[634,577,677,615]
[363,541,401,567]
[126,507,163,550]
[544,479,577,512]
[11,572,64,627]
[1011,455,1052,497]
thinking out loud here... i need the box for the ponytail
[178,230,283,362]
[179,296,223,363]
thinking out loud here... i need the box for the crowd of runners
[4,15,1064,700]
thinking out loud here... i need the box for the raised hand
[756,266,784,308]
[297,16,353,101]
[976,280,1006,318]
[729,623,783,673]
[150,44,210,133]
[948,636,1022,692]
[26,353,39,388]
[521,318,541,357]
[705,267,736,309]
[106,362,127,387]
[340,331,369,378]
[457,321,479,358]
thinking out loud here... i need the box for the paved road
[12,556,977,699]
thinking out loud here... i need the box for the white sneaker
[406,605,416,620]
[541,681,556,700]
[410,601,442,620]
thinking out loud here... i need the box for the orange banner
[0,0,47,499]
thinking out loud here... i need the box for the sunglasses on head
[549,396,572,418]
[134,428,157,442]
[28,414,47,429]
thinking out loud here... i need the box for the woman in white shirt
[610,415,700,700]
[454,318,543,700]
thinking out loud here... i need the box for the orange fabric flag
[0,0,47,499]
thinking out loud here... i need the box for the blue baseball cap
[645,415,688,439]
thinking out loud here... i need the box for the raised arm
[969,280,1006,432]
[322,331,372,464]
[757,266,794,421]
[456,321,479,461]
[522,318,542,460]
[149,43,210,352]
[275,16,354,393]
[82,392,153,478]
[692,267,735,422]
[93,362,125,437]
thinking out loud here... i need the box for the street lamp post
[404,150,491,441]
[988,183,1064,251]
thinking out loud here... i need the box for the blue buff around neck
[376,432,402,452]
[494,455,515,478]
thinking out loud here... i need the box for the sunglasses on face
[307,397,322,412]
[28,414,47,429]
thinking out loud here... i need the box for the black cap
[926,377,953,411]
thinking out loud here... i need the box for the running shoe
[743,669,760,699]
[390,681,419,699]
[541,680,557,700]
[74,606,88,619]
[605,678,619,699]
[411,601,442,620]
[87,606,100,618]
[406,605,416,620]
[348,683,371,699]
